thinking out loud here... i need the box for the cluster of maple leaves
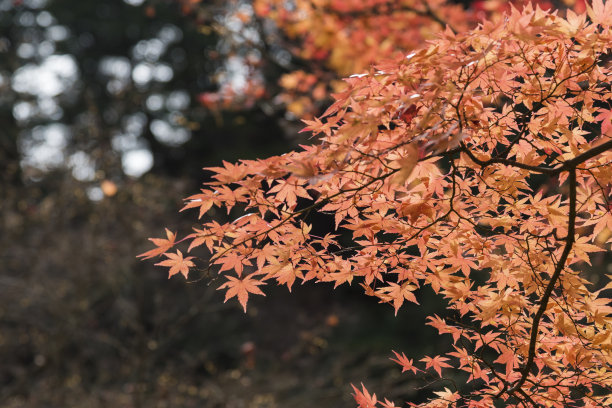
[142,1,612,407]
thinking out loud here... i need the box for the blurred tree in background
[1,0,599,407]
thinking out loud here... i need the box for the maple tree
[142,1,612,407]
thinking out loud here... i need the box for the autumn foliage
[191,0,586,117]
[143,1,612,407]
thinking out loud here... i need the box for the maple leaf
[181,190,216,219]
[595,108,612,136]
[263,261,302,291]
[493,345,520,377]
[155,250,195,279]
[206,160,248,184]
[390,350,419,374]
[218,275,266,312]
[391,143,420,186]
[185,228,215,253]
[379,399,399,408]
[432,387,460,402]
[215,250,252,277]
[420,355,452,377]
[268,178,311,208]
[351,383,377,408]
[138,228,176,259]
[587,0,612,26]
[376,282,419,315]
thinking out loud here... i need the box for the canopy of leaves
[146,3,612,407]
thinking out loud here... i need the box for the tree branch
[461,139,612,176]
[460,143,558,175]
[560,139,612,170]
[503,168,577,400]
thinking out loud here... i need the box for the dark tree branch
[502,168,577,401]
[561,139,612,170]
[461,143,558,175]
[461,139,612,176]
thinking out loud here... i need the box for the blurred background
[0,0,452,406]
[1,0,599,407]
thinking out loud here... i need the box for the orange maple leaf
[390,350,419,374]
[377,282,419,315]
[493,345,520,377]
[379,398,400,408]
[218,275,266,312]
[137,228,176,259]
[351,383,377,408]
[391,143,419,186]
[181,190,216,219]
[155,250,195,279]
[420,355,452,377]
[216,250,252,276]
[595,108,612,136]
